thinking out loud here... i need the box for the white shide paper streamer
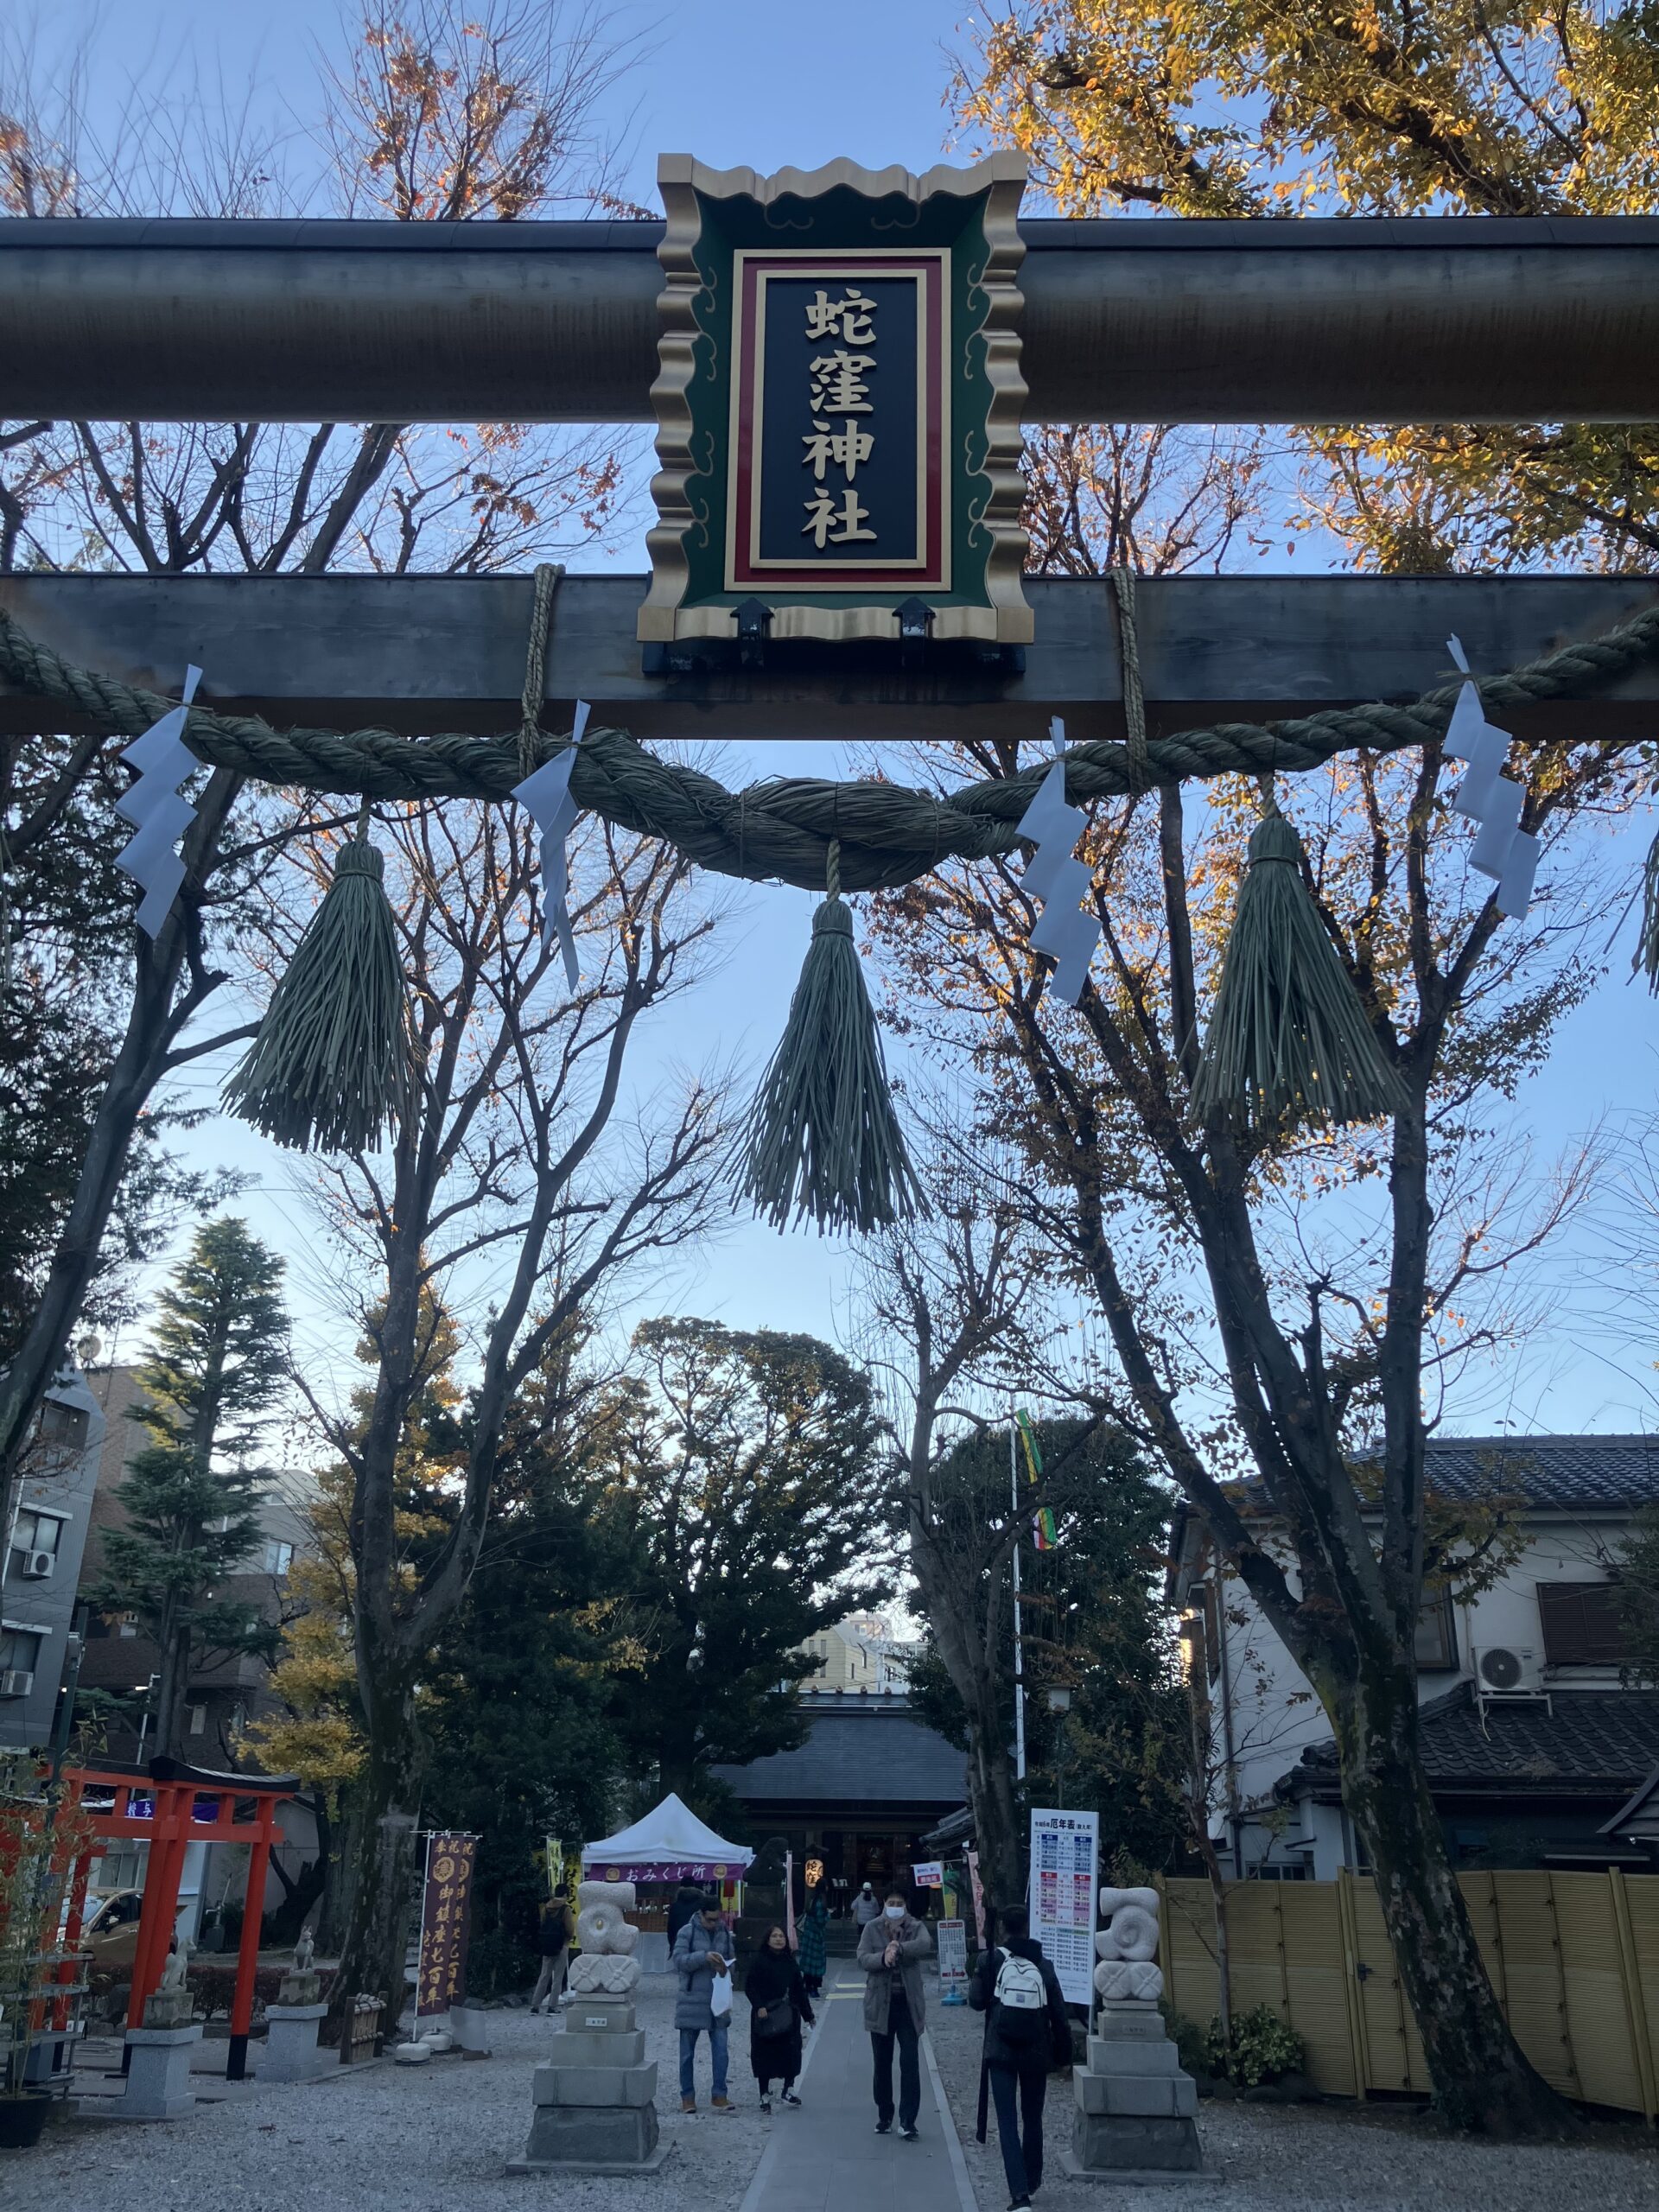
[115,664,202,938]
[1442,636,1539,919]
[512,698,590,991]
[1020,716,1102,1005]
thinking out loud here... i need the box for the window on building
[0,1626,44,1677]
[263,1540,294,1576]
[11,1510,65,1557]
[1414,1588,1459,1671]
[37,1401,88,1451]
[1536,1580,1626,1666]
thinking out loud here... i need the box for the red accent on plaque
[729,251,947,591]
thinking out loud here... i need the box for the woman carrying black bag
[747,1923,816,2113]
[970,1904,1073,2211]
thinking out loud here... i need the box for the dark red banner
[416,1831,478,2018]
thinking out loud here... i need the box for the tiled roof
[1423,1433,1659,1510]
[711,1698,969,1809]
[1297,1682,1659,1793]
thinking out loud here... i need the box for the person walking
[530,1888,571,2015]
[853,1881,882,1930]
[746,1923,815,2113]
[666,1877,709,1948]
[856,1889,931,2140]
[671,1897,737,2113]
[969,1904,1071,2210]
[796,1890,829,1998]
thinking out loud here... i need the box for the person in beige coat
[856,1890,933,2139]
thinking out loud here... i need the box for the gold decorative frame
[639,152,1030,647]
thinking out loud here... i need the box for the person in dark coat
[667,1878,709,1948]
[969,1904,1071,2210]
[746,1923,816,2113]
[796,1891,829,1996]
[530,1889,571,2014]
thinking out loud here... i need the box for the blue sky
[38,0,1659,1437]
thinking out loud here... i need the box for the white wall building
[1,1365,103,1752]
[1171,1435,1659,1878]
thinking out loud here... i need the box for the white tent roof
[582,1791,753,1868]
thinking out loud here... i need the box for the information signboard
[937,1916,969,2001]
[1028,1807,1097,2008]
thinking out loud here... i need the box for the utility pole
[1010,1422,1026,1784]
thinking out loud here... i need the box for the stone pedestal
[1063,2000,1207,2183]
[263,2000,334,2083]
[506,1946,668,2167]
[121,2023,202,2120]
[452,2004,492,2059]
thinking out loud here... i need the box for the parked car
[80,1887,145,1967]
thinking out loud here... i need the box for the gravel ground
[925,1998,1659,2212]
[10,1974,770,2212]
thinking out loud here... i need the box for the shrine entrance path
[738,1967,976,2212]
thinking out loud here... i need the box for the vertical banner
[1028,1807,1097,2007]
[937,1916,969,2003]
[963,1847,987,1948]
[785,1849,797,1951]
[416,1830,479,2020]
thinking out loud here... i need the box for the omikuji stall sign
[416,1830,478,2019]
[640,152,1031,652]
[1029,1806,1098,2009]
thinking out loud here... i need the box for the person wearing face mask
[856,1889,932,2139]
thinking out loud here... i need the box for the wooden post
[226,1821,273,2083]
[1610,1869,1658,2126]
[1335,1868,1370,2101]
[1543,1873,1584,2101]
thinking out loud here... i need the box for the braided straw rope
[2,597,1655,895]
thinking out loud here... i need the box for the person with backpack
[969,1903,1072,2210]
[530,1888,571,2015]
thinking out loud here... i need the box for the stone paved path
[739,1970,976,2212]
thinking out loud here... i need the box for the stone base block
[1086,2035,1181,2077]
[563,1997,637,2035]
[1076,2070,1198,2119]
[533,2060,658,2109]
[1096,2001,1166,2040]
[121,2024,201,2120]
[1060,2144,1213,2186]
[548,2028,646,2068]
[516,2101,662,2169]
[264,2003,334,2084]
[1071,2113,1206,2176]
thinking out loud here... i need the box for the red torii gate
[62,1754,301,2082]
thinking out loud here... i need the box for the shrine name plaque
[640,154,1031,652]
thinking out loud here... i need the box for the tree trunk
[324,1684,423,2044]
[1332,1655,1573,2133]
[964,1688,1022,1910]
[316,1796,357,1957]
[0,768,240,1539]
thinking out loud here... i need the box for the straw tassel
[1191,788,1406,1133]
[224,806,412,1154]
[1636,830,1659,993]
[739,840,925,1235]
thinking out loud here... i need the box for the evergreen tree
[88,1217,289,1758]
[601,1319,894,1803]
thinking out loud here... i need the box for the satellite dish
[1479,1646,1522,1690]
[76,1333,104,1367]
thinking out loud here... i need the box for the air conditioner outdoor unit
[17,1549,55,1579]
[0,1669,35,1698]
[1474,1645,1546,1697]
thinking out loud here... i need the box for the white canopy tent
[581,1792,753,1881]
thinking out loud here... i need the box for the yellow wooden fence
[1156,1871,1659,2120]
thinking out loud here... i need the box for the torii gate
[3,177,1659,764]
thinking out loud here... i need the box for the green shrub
[1160,2003,1211,2079]
[1206,2005,1304,2087]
